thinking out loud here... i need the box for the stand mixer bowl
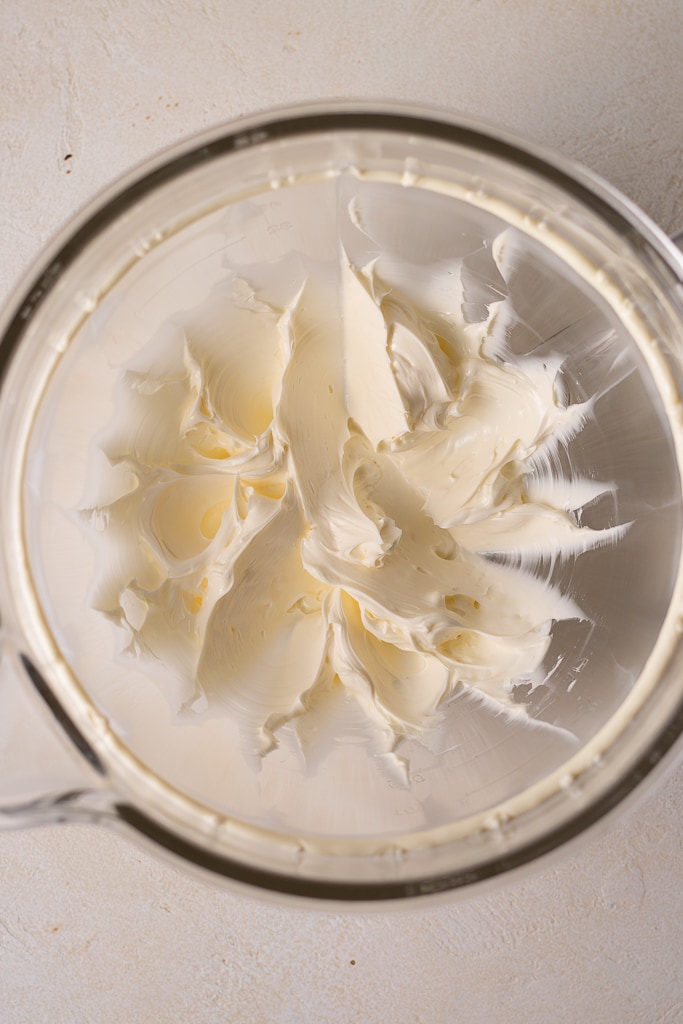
[1,104,683,902]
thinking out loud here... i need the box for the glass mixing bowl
[1,103,683,902]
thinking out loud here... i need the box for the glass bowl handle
[0,633,111,829]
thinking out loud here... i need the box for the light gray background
[1,2,682,1021]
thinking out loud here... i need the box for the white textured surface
[1,1,683,1021]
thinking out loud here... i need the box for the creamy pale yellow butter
[87,213,625,769]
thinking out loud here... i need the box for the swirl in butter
[89,202,625,767]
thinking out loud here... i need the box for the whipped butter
[87,196,626,770]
